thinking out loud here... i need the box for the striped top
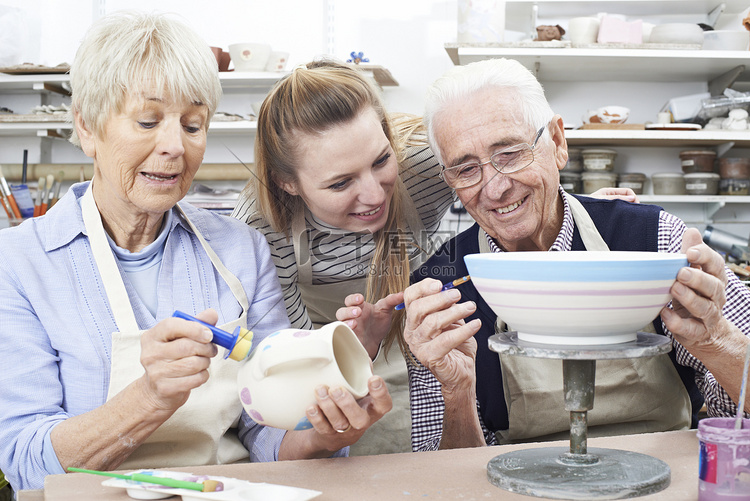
[232,140,455,330]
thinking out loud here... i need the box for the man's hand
[402,278,481,393]
[661,228,731,352]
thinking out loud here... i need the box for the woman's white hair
[67,11,221,147]
[423,58,555,165]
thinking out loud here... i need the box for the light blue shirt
[0,182,314,491]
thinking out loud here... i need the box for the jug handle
[259,342,332,378]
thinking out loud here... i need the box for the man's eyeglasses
[440,123,548,189]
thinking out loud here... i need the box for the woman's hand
[304,376,393,452]
[336,292,403,358]
[590,187,639,203]
[138,309,219,412]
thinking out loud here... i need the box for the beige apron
[483,194,691,443]
[291,181,425,455]
[81,185,249,469]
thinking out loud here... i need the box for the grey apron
[82,184,249,468]
[480,194,691,443]
[291,180,425,455]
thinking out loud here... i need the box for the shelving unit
[445,0,750,235]
[501,0,745,38]
[0,66,398,139]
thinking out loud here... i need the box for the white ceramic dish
[584,105,629,124]
[703,30,750,51]
[102,470,321,501]
[648,23,704,46]
[464,251,688,345]
[645,123,702,130]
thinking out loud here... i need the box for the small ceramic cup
[227,43,272,72]
[265,51,289,72]
[567,17,600,44]
[238,321,372,430]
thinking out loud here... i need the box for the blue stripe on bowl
[464,252,687,282]
[478,285,671,296]
[488,303,666,311]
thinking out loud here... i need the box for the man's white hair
[423,58,555,165]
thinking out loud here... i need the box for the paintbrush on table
[67,467,224,492]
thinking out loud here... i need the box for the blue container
[10,184,34,218]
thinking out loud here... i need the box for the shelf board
[444,44,750,82]
[0,73,71,93]
[639,195,750,203]
[505,0,747,25]
[207,120,257,134]
[0,67,399,96]
[0,120,258,136]
[565,129,750,147]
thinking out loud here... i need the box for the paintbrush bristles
[202,479,224,492]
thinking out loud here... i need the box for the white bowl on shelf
[703,30,750,51]
[648,23,704,45]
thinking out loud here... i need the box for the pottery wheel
[488,330,673,360]
[486,331,673,499]
[487,447,671,500]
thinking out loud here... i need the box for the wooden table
[19,430,700,500]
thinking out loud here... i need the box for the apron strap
[292,209,313,286]
[565,194,610,252]
[81,184,140,333]
[397,178,428,258]
[176,204,250,313]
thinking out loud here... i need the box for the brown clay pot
[718,157,750,179]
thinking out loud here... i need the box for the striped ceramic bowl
[464,251,688,345]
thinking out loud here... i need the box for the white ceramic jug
[238,321,373,430]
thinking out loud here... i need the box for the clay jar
[618,172,647,195]
[679,150,716,174]
[582,149,617,172]
[582,172,617,194]
[652,172,686,195]
[684,173,720,195]
[718,157,750,179]
[237,321,372,431]
[560,171,582,193]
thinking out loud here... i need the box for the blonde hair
[67,11,221,147]
[249,59,422,356]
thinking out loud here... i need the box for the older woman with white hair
[0,11,391,492]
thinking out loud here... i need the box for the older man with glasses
[401,58,750,452]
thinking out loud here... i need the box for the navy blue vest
[412,196,703,433]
